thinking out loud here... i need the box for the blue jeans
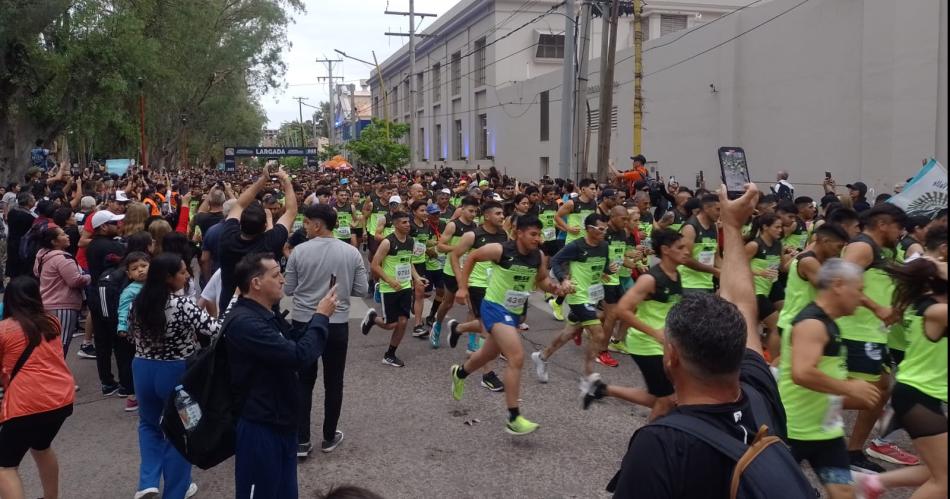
[235,418,297,499]
[132,357,192,498]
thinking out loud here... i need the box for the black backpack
[160,313,245,470]
[90,266,129,320]
[609,384,816,499]
[19,218,50,271]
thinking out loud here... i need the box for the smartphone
[668,175,677,186]
[329,274,337,289]
[825,171,832,180]
[718,146,751,198]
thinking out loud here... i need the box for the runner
[745,213,789,363]
[537,186,565,320]
[555,178,597,244]
[678,194,721,294]
[408,201,435,338]
[449,216,565,435]
[333,187,358,246]
[362,211,427,367]
[600,206,638,364]
[532,213,616,383]
[779,258,882,499]
[429,196,479,348]
[422,204,447,329]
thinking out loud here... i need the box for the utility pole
[294,97,307,147]
[558,0,577,181]
[385,2,437,171]
[633,0,644,156]
[573,0,593,179]
[596,0,621,181]
[316,59,343,147]
[349,83,359,142]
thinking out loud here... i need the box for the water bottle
[174,385,202,431]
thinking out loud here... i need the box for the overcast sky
[261,0,455,128]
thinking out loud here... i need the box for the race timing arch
[223,146,318,171]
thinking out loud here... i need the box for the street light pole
[138,77,148,168]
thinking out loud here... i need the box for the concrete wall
[493,0,947,199]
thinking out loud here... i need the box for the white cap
[114,190,130,202]
[388,195,403,204]
[91,210,125,229]
[440,188,451,195]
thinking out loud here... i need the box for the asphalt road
[18,293,916,498]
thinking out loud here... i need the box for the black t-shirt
[194,211,224,237]
[218,218,289,310]
[6,208,34,242]
[611,350,786,499]
[287,227,308,248]
[86,235,127,283]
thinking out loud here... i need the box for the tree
[347,118,409,172]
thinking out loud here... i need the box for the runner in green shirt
[450,215,565,435]
[555,178,598,244]
[744,213,789,364]
[678,194,721,293]
[363,211,427,368]
[333,188,358,246]
[409,200,436,338]
[779,258,881,498]
[600,206,640,362]
[429,196,479,348]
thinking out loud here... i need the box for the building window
[588,105,619,132]
[403,79,411,114]
[453,119,463,160]
[418,127,425,161]
[660,14,687,36]
[416,73,424,109]
[432,63,441,102]
[539,90,550,141]
[474,38,487,86]
[435,123,442,159]
[451,52,461,95]
[391,86,399,119]
[540,157,550,177]
[477,114,488,159]
[536,34,564,59]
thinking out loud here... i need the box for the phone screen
[329,274,337,289]
[718,147,751,195]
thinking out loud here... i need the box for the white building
[370,0,744,170]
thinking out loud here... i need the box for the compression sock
[456,365,470,379]
[386,345,397,357]
[427,299,441,320]
[508,407,520,422]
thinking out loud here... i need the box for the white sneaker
[185,483,198,498]
[133,488,159,499]
[531,351,549,383]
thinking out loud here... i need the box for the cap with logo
[91,210,125,229]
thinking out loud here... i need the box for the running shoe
[450,364,465,400]
[518,323,530,331]
[117,386,133,398]
[382,354,405,367]
[580,376,607,410]
[607,339,628,354]
[866,441,920,466]
[124,398,139,412]
[466,333,479,354]
[551,299,564,321]
[101,383,120,396]
[531,351,549,383]
[573,331,582,346]
[853,472,884,499]
[596,351,619,368]
[77,343,96,359]
[481,371,504,392]
[296,441,313,458]
[321,431,344,453]
[411,324,429,338]
[849,450,886,474]
[185,483,198,498]
[430,322,442,348]
[505,415,540,436]
[134,488,159,499]
[361,309,377,336]
[447,319,461,348]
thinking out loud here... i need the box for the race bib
[437,254,447,267]
[395,263,411,282]
[413,242,426,257]
[542,227,556,241]
[485,266,493,280]
[698,250,715,266]
[504,290,530,310]
[336,226,351,237]
[821,395,844,433]
[588,283,605,302]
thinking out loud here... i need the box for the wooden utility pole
[633,0,644,156]
[595,0,621,182]
[573,0,593,179]
[294,97,307,146]
[558,0,577,181]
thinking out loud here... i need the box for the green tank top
[779,302,847,441]
[896,297,947,402]
[367,197,391,238]
[639,212,655,249]
[751,237,783,296]
[836,234,895,344]
[669,209,687,233]
[565,197,597,243]
[777,252,818,332]
[379,233,415,293]
[565,239,610,305]
[334,207,354,240]
[468,227,509,288]
[895,236,917,263]
[679,217,718,290]
[625,265,682,356]
[783,219,808,251]
[538,203,559,242]
[606,228,635,283]
[409,220,433,265]
[485,240,542,314]
[442,219,477,276]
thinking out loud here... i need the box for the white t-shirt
[200,269,222,306]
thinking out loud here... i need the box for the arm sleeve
[550,241,579,281]
[178,297,222,337]
[351,251,369,297]
[175,205,190,233]
[227,313,328,369]
[57,256,91,289]
[117,286,136,333]
[283,251,298,296]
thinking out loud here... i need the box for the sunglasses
[586,225,607,232]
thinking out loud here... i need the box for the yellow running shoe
[505,415,540,435]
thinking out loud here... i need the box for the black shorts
[604,285,624,305]
[352,228,364,237]
[756,294,777,322]
[426,268,444,290]
[0,404,73,468]
[891,382,948,439]
[768,273,788,302]
[381,289,413,323]
[443,271,459,293]
[568,303,600,326]
[541,239,564,258]
[413,263,429,291]
[468,286,486,318]
[630,354,674,397]
[788,437,852,485]
[890,348,905,367]
[843,339,888,381]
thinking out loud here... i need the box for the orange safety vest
[144,197,160,216]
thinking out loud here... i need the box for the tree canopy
[346,118,409,173]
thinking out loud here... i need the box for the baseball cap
[388,195,402,204]
[426,203,441,215]
[113,190,130,202]
[440,188,452,195]
[478,180,489,188]
[846,182,868,196]
[601,188,617,199]
[91,210,125,229]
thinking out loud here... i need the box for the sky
[261,0,456,128]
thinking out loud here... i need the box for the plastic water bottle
[174,385,202,431]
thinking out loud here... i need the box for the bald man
[409,183,428,204]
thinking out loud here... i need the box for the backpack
[91,266,129,320]
[160,313,246,470]
[609,384,816,499]
[19,217,50,271]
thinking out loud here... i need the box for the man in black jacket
[86,209,129,396]
[225,252,336,499]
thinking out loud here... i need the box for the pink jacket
[33,249,91,311]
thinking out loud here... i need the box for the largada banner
[888,159,948,217]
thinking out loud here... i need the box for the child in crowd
[116,252,150,412]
